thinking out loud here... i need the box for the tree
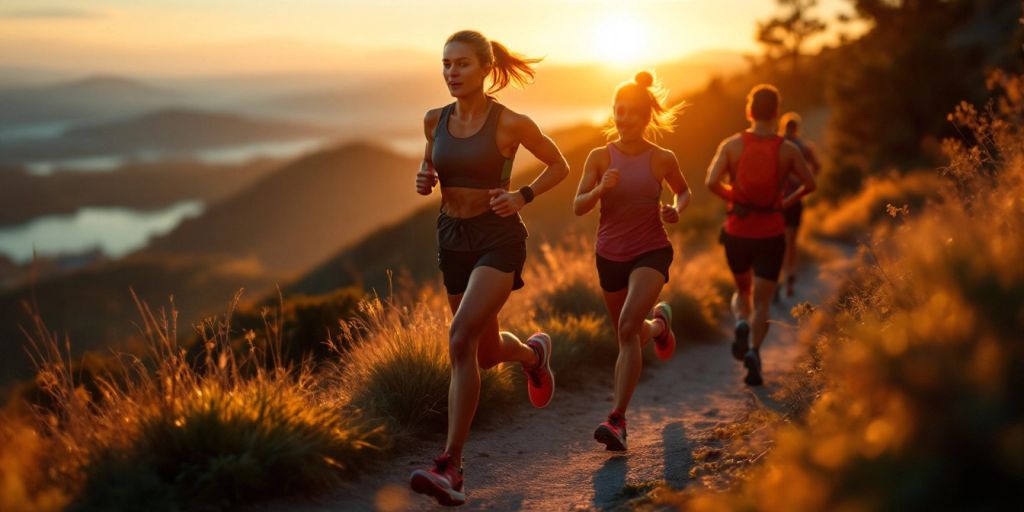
[756,0,827,71]
[821,0,1020,197]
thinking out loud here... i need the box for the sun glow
[590,13,651,67]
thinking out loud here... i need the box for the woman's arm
[658,150,690,224]
[573,148,615,216]
[489,114,569,217]
[417,109,442,195]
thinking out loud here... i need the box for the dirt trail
[253,255,850,512]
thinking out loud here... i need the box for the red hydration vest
[724,132,786,238]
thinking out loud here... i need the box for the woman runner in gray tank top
[408,30,569,508]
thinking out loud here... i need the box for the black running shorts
[719,229,786,282]
[595,246,673,293]
[438,242,526,295]
[436,210,529,296]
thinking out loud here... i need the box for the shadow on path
[662,421,692,489]
[591,454,628,509]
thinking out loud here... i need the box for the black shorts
[719,229,786,282]
[437,210,529,296]
[595,246,673,292]
[783,201,803,228]
[439,242,526,295]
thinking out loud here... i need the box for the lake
[0,200,204,263]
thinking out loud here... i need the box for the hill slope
[145,142,429,273]
[0,75,179,126]
[0,108,332,162]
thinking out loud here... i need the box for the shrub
[339,297,518,439]
[541,313,617,389]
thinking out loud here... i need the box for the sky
[0,0,862,77]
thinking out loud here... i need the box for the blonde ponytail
[488,40,541,93]
[445,30,542,95]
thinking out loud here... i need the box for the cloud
[0,8,103,19]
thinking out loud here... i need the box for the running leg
[443,266,514,463]
[610,268,665,415]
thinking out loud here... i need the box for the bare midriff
[441,187,506,218]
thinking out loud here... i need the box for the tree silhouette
[822,0,1021,197]
[756,0,827,71]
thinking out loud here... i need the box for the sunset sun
[591,13,650,67]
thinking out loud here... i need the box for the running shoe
[652,301,676,361]
[594,412,628,451]
[524,332,555,408]
[743,348,763,386]
[732,320,750,361]
[410,453,465,506]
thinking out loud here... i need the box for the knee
[448,324,477,365]
[617,317,642,345]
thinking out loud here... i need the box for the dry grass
[804,171,946,242]
[338,296,518,441]
[17,293,387,511]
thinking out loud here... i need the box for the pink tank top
[596,144,671,261]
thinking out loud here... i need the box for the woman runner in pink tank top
[573,71,690,451]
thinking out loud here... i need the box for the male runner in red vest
[704,84,816,386]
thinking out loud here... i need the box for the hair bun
[634,71,654,88]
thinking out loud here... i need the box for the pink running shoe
[524,332,555,408]
[409,453,465,506]
[652,301,676,361]
[594,412,628,451]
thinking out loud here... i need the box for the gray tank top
[431,101,514,189]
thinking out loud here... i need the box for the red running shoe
[594,412,628,451]
[524,332,555,408]
[652,301,676,361]
[409,453,465,506]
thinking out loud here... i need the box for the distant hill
[64,108,330,149]
[0,108,334,163]
[0,75,180,126]
[0,159,280,227]
[144,142,430,273]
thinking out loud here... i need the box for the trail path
[254,253,850,512]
